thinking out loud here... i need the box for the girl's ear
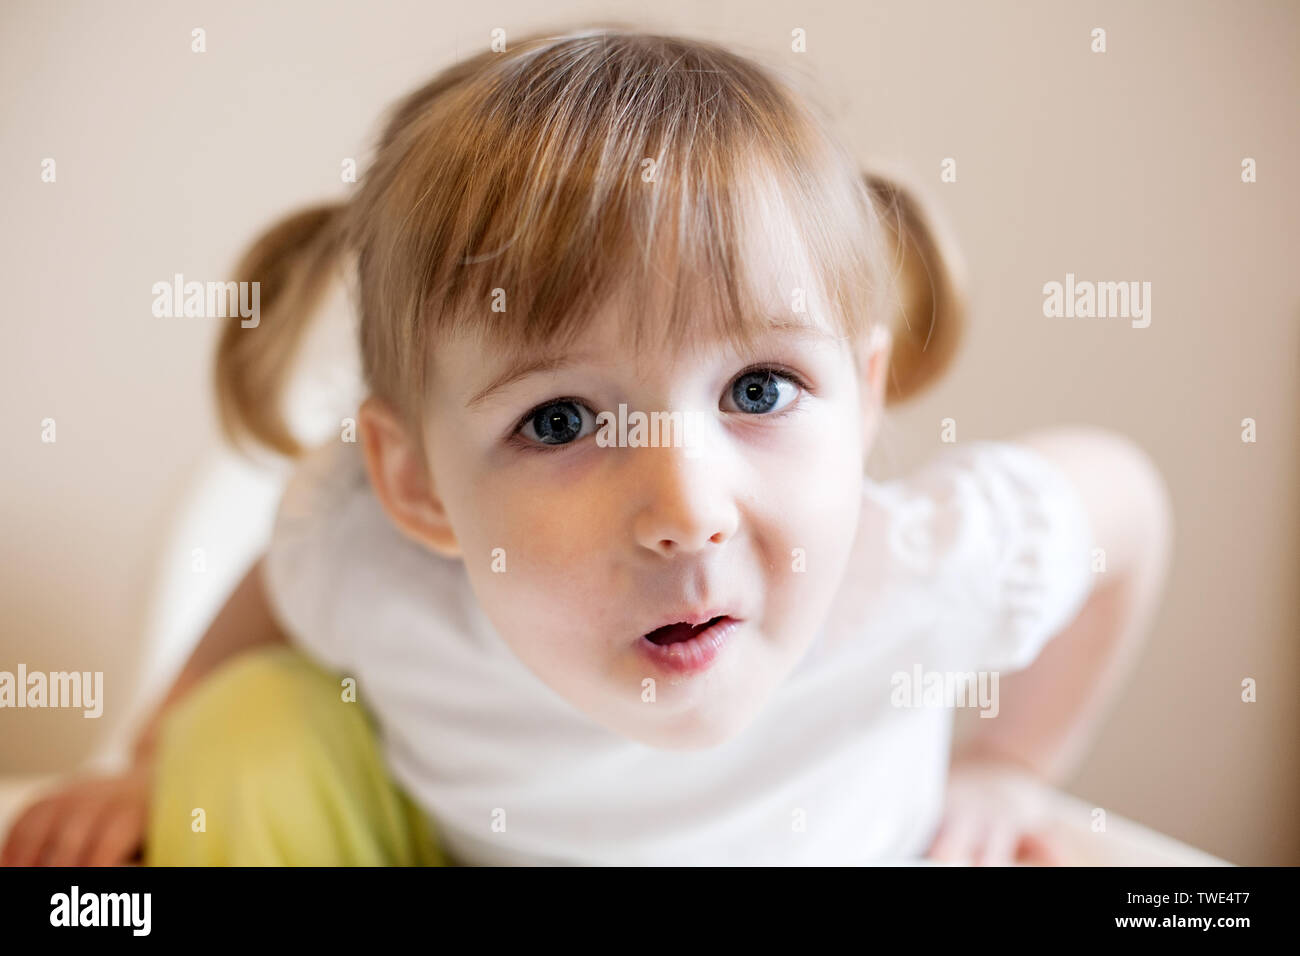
[863,323,893,408]
[357,396,462,558]
[859,324,893,453]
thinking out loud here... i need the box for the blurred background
[1,0,1296,864]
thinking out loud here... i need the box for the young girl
[3,25,1171,867]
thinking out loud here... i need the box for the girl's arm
[952,426,1174,784]
[130,555,287,765]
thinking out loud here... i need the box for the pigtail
[213,203,347,459]
[863,172,968,405]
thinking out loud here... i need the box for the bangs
[458,154,873,374]
[356,30,888,407]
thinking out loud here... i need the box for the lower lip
[637,617,742,676]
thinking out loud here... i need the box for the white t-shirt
[261,438,1094,865]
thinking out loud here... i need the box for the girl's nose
[631,445,740,558]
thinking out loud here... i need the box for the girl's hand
[0,762,153,867]
[924,754,1069,866]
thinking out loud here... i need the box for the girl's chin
[601,683,768,752]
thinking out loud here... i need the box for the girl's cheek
[739,401,856,465]
[763,436,862,563]
[479,489,607,570]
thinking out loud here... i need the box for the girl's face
[407,279,889,750]
[369,197,891,750]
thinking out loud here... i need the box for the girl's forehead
[481,270,832,356]
[429,171,845,398]
[607,214,835,350]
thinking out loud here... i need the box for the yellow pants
[144,645,448,866]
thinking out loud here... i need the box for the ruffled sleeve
[886,440,1096,672]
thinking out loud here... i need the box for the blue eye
[517,399,595,446]
[725,368,801,414]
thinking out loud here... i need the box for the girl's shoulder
[854,439,1096,672]
[260,439,477,674]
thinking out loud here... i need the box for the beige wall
[2,1,1296,864]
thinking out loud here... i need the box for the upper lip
[642,607,738,638]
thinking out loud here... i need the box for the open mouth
[644,615,730,645]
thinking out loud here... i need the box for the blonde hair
[215,25,966,459]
